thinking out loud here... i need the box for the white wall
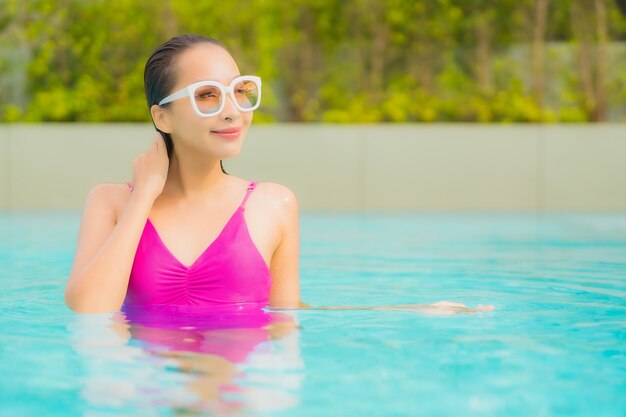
[0,123,624,211]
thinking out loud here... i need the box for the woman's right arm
[65,136,168,313]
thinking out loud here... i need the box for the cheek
[171,106,205,133]
[243,112,253,127]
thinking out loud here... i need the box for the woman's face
[163,43,253,160]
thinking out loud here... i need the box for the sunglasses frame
[158,75,262,117]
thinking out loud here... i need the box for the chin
[222,151,242,160]
[214,145,243,160]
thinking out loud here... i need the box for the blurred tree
[570,0,608,121]
[532,0,549,110]
[1,0,625,123]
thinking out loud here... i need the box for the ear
[150,104,173,134]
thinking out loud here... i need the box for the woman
[65,34,493,315]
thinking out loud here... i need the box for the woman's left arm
[268,185,304,309]
[265,185,492,314]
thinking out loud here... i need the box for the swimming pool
[2,211,625,416]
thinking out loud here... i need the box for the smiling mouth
[211,128,241,139]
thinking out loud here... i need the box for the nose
[219,91,240,120]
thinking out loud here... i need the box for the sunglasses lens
[233,79,260,110]
[194,85,222,115]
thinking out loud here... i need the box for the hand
[429,301,495,314]
[130,134,169,201]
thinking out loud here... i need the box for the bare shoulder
[251,182,298,231]
[85,182,129,203]
[255,182,298,210]
[83,183,131,221]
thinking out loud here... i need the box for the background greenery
[1,0,626,123]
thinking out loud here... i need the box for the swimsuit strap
[240,181,257,208]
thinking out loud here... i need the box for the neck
[163,150,229,199]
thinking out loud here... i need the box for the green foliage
[1,0,625,123]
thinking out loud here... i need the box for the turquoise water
[1,211,625,416]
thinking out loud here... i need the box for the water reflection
[68,304,304,416]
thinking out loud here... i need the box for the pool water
[1,211,625,416]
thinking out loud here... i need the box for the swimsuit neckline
[145,206,244,270]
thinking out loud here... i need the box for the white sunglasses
[158,75,262,117]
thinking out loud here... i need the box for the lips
[211,127,241,140]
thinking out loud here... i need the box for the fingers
[148,134,163,153]
[152,134,168,158]
[432,301,495,313]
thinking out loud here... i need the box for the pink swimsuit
[119,303,293,363]
[123,181,271,308]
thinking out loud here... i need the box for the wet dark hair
[144,34,228,174]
